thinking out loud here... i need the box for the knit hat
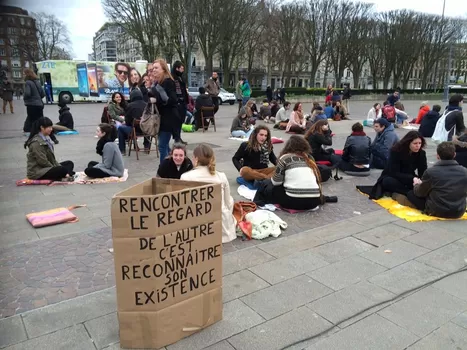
[375,118,390,127]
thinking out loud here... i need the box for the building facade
[0,6,38,90]
[93,23,121,62]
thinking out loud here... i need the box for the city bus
[36,59,148,104]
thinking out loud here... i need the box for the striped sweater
[271,154,321,198]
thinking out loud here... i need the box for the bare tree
[102,0,160,60]
[33,13,72,60]
[366,20,385,89]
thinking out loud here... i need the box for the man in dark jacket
[444,94,465,141]
[171,61,188,144]
[117,89,149,155]
[2,80,14,113]
[387,91,400,106]
[339,122,371,174]
[407,142,467,218]
[419,105,441,138]
[194,87,214,131]
[370,118,399,169]
[53,102,74,131]
[266,86,272,102]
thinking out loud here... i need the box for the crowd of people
[19,60,467,242]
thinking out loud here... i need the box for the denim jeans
[185,111,194,124]
[231,129,253,139]
[118,125,149,152]
[158,131,172,160]
[242,96,250,106]
[396,113,407,124]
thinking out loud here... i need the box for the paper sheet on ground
[374,197,467,222]
[50,169,129,186]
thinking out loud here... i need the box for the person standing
[44,82,53,104]
[205,72,220,115]
[240,78,251,107]
[23,69,45,133]
[171,61,188,144]
[15,87,21,100]
[2,80,14,113]
[266,86,273,102]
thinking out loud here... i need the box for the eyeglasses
[117,70,128,76]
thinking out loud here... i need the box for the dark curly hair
[392,130,426,153]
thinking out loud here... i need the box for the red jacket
[415,105,430,124]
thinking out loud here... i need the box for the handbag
[233,201,257,240]
[140,103,161,137]
[26,205,86,228]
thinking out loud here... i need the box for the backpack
[382,105,396,122]
[432,110,455,144]
[140,103,161,137]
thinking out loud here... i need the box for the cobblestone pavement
[1,99,467,350]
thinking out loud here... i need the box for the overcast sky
[6,0,467,60]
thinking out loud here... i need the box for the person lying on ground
[339,122,371,175]
[25,117,75,181]
[253,135,324,211]
[305,119,341,167]
[406,141,467,218]
[232,125,277,182]
[157,143,193,179]
[85,123,124,179]
[181,143,237,243]
[370,118,399,169]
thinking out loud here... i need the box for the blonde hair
[193,143,216,175]
[152,58,173,83]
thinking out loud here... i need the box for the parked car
[218,88,236,105]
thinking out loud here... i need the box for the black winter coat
[150,78,180,133]
[157,157,193,179]
[124,91,146,126]
[307,130,333,160]
[419,110,440,138]
[453,134,467,168]
[57,106,74,130]
[342,133,371,165]
[232,142,277,171]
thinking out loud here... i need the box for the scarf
[39,133,54,152]
[96,138,112,156]
[446,105,462,112]
[351,131,366,136]
[259,142,271,165]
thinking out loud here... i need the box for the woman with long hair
[253,135,324,210]
[129,67,149,102]
[367,103,382,122]
[305,119,341,166]
[181,144,236,243]
[24,117,75,180]
[231,108,253,138]
[107,92,127,124]
[232,125,277,182]
[333,100,349,120]
[286,102,307,134]
[157,143,193,179]
[360,131,427,200]
[85,123,124,178]
[23,68,45,133]
[150,58,181,159]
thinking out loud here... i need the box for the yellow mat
[374,197,467,222]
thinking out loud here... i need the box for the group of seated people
[25,117,124,181]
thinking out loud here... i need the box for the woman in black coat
[339,122,371,174]
[304,119,341,166]
[157,143,193,179]
[360,131,427,199]
[150,59,181,160]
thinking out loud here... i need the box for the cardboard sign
[111,178,223,349]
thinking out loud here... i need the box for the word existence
[121,222,221,307]
[119,186,214,229]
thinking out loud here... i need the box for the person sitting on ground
[370,118,399,169]
[85,123,124,179]
[232,125,277,182]
[181,144,236,243]
[413,101,430,124]
[274,101,290,129]
[311,106,327,123]
[24,117,75,181]
[253,135,324,211]
[367,103,382,123]
[305,119,341,167]
[444,94,465,141]
[394,101,408,126]
[453,129,467,168]
[333,100,349,120]
[311,102,320,114]
[419,105,441,138]
[406,142,467,218]
[107,92,127,124]
[324,102,335,119]
[53,101,74,132]
[381,100,397,123]
[157,143,193,179]
[259,99,272,121]
[286,102,307,134]
[245,99,259,123]
[194,87,214,131]
[231,108,254,139]
[310,103,322,121]
[366,131,427,200]
[270,100,280,119]
[117,89,150,155]
[339,122,371,174]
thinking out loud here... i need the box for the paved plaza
[0,98,467,349]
